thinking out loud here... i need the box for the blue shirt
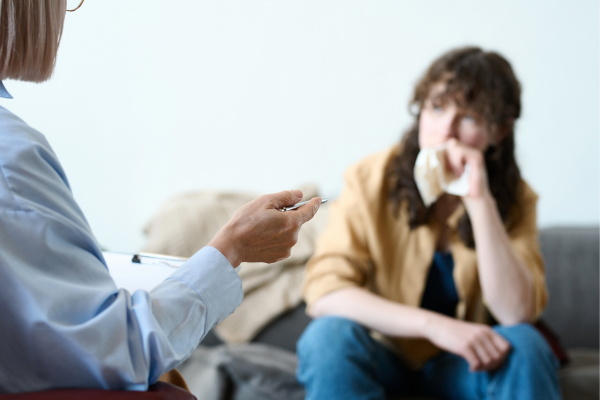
[420,251,459,318]
[0,82,243,393]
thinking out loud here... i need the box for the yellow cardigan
[303,145,548,369]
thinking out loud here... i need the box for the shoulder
[505,178,539,234]
[344,145,399,194]
[0,105,52,149]
[0,105,74,216]
[518,179,538,204]
[336,145,401,222]
[0,105,60,174]
[512,178,539,219]
[0,106,102,259]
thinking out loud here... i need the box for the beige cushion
[142,184,330,344]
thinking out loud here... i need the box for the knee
[494,323,558,368]
[297,316,371,363]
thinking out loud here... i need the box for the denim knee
[494,323,559,369]
[297,316,373,365]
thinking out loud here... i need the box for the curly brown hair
[388,47,523,248]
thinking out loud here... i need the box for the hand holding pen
[208,190,324,268]
[279,198,328,212]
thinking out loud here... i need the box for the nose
[440,108,459,141]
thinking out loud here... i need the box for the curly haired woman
[297,47,561,400]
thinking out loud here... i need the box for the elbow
[515,284,538,324]
[497,312,533,326]
[306,287,359,319]
[487,279,537,326]
[516,302,537,325]
[307,289,348,318]
[489,296,536,326]
[307,298,326,319]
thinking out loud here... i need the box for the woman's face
[418,82,491,151]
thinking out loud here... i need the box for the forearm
[309,286,437,338]
[465,195,535,324]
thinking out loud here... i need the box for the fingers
[480,335,502,365]
[445,139,483,178]
[471,330,511,371]
[445,139,490,199]
[470,340,494,371]
[293,197,322,224]
[462,346,483,372]
[491,332,512,365]
[445,139,464,177]
[266,190,303,209]
[491,331,511,353]
[217,190,321,266]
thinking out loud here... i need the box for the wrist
[208,227,242,268]
[419,309,443,340]
[463,191,496,214]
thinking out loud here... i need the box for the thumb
[266,190,303,209]
[294,197,322,224]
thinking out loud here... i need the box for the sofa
[197,226,599,400]
[4,226,594,400]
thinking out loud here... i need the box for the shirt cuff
[166,246,243,330]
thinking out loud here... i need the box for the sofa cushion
[540,227,599,348]
[560,349,599,400]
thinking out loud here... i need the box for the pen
[279,198,328,212]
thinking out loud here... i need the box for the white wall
[1,0,597,253]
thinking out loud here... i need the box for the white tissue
[413,146,471,207]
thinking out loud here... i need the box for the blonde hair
[0,0,66,83]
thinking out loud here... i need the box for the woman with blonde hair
[297,47,562,399]
[0,0,321,393]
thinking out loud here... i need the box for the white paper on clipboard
[103,252,184,293]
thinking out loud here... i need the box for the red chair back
[0,382,196,400]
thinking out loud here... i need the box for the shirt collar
[0,81,13,99]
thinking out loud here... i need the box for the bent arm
[466,194,535,324]
[0,209,243,393]
[445,141,546,325]
[0,119,243,393]
[310,286,438,339]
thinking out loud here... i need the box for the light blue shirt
[0,82,243,393]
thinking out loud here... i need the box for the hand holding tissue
[413,145,471,207]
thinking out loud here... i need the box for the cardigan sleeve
[302,161,374,310]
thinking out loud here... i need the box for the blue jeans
[296,317,561,400]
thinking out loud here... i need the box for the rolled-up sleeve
[302,162,373,310]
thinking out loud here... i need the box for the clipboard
[103,252,188,292]
[131,252,188,268]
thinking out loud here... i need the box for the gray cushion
[197,226,600,400]
[560,349,599,400]
[540,227,599,348]
[179,344,304,400]
[200,303,312,353]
